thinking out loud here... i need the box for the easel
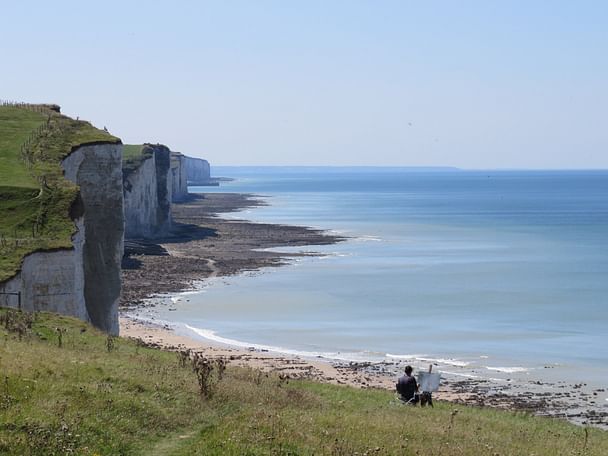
[417,364,441,406]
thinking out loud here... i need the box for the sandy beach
[119,315,395,390]
[120,192,608,429]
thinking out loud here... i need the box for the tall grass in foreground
[0,309,606,455]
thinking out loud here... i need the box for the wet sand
[120,192,607,429]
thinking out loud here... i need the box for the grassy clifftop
[0,104,119,282]
[0,308,606,455]
[122,144,155,179]
[122,144,145,162]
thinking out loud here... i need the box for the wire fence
[0,99,55,113]
[1,100,56,167]
[1,100,61,252]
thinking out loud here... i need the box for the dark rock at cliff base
[124,240,169,256]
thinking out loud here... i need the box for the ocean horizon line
[208,165,608,172]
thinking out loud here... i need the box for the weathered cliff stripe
[123,144,172,239]
[169,151,189,202]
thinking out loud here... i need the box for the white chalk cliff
[0,143,124,335]
[169,151,189,202]
[185,156,211,184]
[123,144,172,239]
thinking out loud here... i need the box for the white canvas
[418,372,441,392]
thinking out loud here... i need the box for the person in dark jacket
[396,365,419,404]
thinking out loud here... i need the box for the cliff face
[184,156,211,184]
[169,151,189,202]
[0,143,124,335]
[62,143,124,335]
[123,144,171,239]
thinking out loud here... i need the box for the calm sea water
[154,168,608,386]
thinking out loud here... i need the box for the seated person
[396,365,419,404]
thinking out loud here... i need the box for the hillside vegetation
[0,308,605,455]
[122,144,145,162]
[0,104,119,282]
[122,144,155,179]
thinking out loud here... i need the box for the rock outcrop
[169,151,189,202]
[1,143,124,335]
[60,143,124,335]
[123,144,171,239]
[184,156,211,184]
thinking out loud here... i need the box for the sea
[141,167,608,392]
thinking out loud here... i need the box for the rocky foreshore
[120,192,345,308]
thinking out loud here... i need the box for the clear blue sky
[2,1,607,168]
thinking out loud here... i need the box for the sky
[1,1,607,168]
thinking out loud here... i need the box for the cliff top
[0,103,119,282]
[122,144,146,162]
[122,144,172,180]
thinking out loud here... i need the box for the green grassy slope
[0,309,605,455]
[122,144,154,178]
[0,104,119,282]
[0,107,45,188]
[122,144,145,162]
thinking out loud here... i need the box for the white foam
[168,281,214,303]
[440,371,510,383]
[354,235,383,242]
[385,353,427,360]
[326,229,350,236]
[218,212,245,220]
[317,252,351,259]
[485,366,530,374]
[440,370,482,379]
[416,357,471,367]
[184,324,382,363]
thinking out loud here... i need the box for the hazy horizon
[2,1,607,168]
[211,164,608,171]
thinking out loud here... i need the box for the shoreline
[120,312,608,429]
[119,191,608,429]
[120,192,345,308]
